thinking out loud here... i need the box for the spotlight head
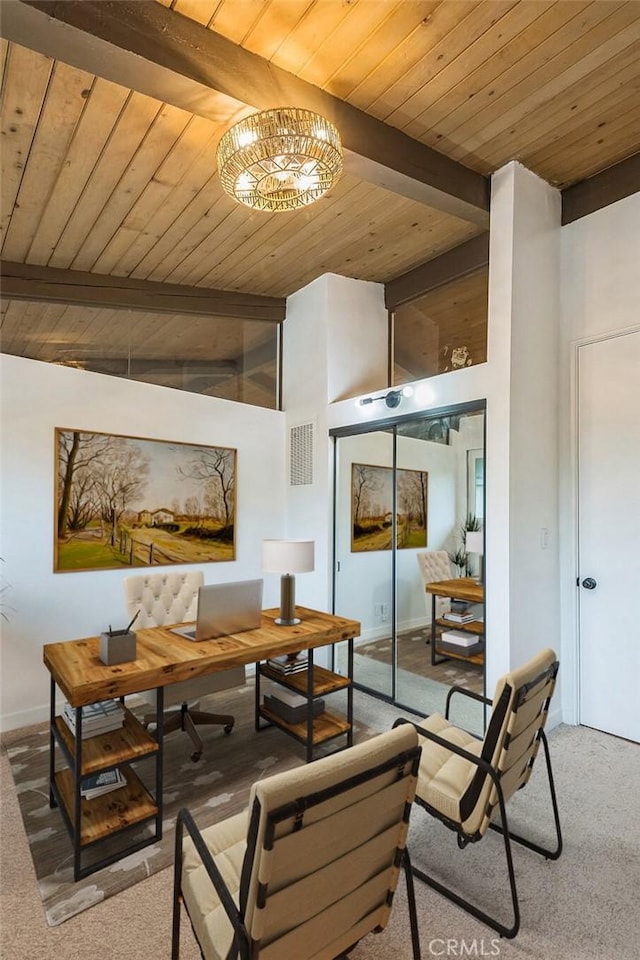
[384,390,402,408]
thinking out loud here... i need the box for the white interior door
[578,330,640,742]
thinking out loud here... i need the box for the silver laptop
[171,579,263,641]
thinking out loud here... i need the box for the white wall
[558,192,640,722]
[282,274,388,615]
[0,355,286,731]
[490,162,561,676]
[328,162,562,726]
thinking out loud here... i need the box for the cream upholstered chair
[395,647,562,939]
[124,572,245,763]
[416,550,453,627]
[171,725,422,960]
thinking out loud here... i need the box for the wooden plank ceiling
[1,0,639,387]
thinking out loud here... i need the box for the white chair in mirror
[416,551,453,638]
[123,572,246,762]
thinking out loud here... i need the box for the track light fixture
[358,386,414,409]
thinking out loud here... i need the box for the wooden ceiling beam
[0,260,286,321]
[2,0,490,226]
[561,152,640,225]
[384,234,489,310]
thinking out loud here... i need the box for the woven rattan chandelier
[217,107,343,213]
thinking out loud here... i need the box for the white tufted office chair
[416,551,453,631]
[124,572,246,763]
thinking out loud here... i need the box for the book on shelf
[266,653,309,675]
[80,768,127,800]
[442,612,476,623]
[440,629,480,648]
[62,699,125,738]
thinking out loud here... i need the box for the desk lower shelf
[258,705,350,746]
[54,765,158,847]
[433,644,485,666]
[256,648,354,762]
[259,663,351,696]
[54,709,158,776]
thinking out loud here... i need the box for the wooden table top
[43,608,360,707]
[424,577,484,603]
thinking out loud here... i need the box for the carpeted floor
[2,689,639,960]
[2,683,372,927]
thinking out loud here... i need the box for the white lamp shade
[262,539,315,574]
[465,531,484,555]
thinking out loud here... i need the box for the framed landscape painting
[55,428,236,572]
[351,463,428,552]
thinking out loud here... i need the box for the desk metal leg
[254,662,261,731]
[306,650,314,764]
[49,676,57,808]
[155,686,164,841]
[73,706,83,881]
[431,594,438,666]
[347,638,354,748]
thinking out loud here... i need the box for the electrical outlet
[381,603,389,622]
[374,603,382,618]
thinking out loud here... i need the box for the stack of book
[263,688,325,725]
[442,599,476,624]
[266,652,309,676]
[439,629,484,657]
[80,768,127,800]
[62,699,125,739]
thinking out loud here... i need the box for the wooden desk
[44,608,360,880]
[425,578,485,666]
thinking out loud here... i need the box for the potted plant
[448,515,481,576]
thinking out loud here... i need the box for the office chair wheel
[190,750,202,763]
[224,723,234,734]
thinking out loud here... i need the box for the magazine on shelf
[80,768,127,799]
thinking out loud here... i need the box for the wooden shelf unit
[256,644,354,763]
[426,578,485,668]
[48,682,164,881]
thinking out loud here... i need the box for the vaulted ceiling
[1,0,639,393]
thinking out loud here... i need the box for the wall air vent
[289,421,314,486]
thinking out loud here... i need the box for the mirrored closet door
[332,402,486,728]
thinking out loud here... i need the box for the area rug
[4,683,372,927]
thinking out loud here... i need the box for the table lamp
[262,539,315,625]
[465,530,484,585]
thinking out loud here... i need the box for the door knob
[581,577,597,590]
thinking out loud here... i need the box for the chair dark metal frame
[172,742,423,960]
[395,660,562,940]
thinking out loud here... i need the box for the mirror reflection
[333,404,485,732]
